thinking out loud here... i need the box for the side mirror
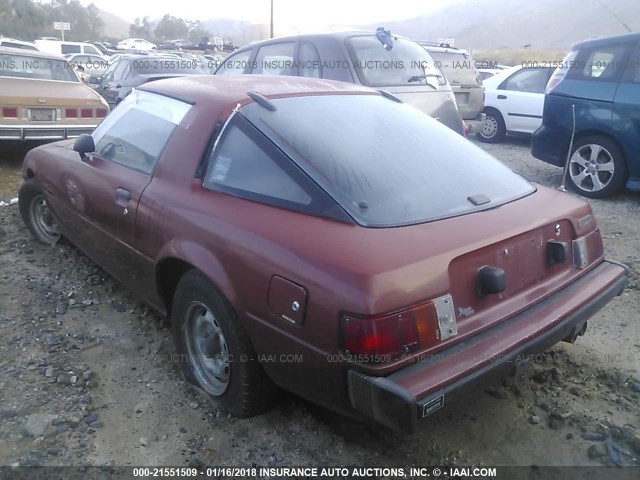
[73,134,95,161]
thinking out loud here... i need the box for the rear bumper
[0,125,97,141]
[464,112,486,134]
[347,260,628,432]
[531,124,569,167]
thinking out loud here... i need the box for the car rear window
[242,94,535,227]
[427,50,481,86]
[0,53,79,82]
[346,36,446,88]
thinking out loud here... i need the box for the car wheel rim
[184,301,230,396]
[30,195,61,244]
[481,116,497,138]
[569,144,615,193]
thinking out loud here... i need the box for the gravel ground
[0,136,639,476]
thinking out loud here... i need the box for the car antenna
[559,104,576,192]
[247,92,277,111]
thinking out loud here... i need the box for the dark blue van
[531,33,640,198]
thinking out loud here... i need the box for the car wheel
[18,178,61,245]
[172,270,277,417]
[566,136,627,198]
[477,109,506,143]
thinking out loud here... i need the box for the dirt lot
[0,137,638,476]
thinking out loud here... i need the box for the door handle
[497,94,507,99]
[115,188,131,202]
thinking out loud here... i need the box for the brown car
[19,75,627,432]
[0,47,109,141]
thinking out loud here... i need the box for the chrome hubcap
[184,301,230,396]
[30,195,60,244]
[569,144,614,192]
[481,116,498,138]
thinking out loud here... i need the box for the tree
[154,14,188,41]
[129,16,154,40]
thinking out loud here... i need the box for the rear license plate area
[30,108,56,121]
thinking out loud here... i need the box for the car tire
[18,178,62,245]
[477,108,506,143]
[566,136,627,199]
[172,270,277,417]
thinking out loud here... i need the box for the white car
[117,38,157,51]
[477,65,555,143]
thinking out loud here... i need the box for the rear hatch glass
[428,50,482,87]
[242,94,535,227]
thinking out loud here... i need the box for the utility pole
[270,0,274,38]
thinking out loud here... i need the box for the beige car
[0,47,109,140]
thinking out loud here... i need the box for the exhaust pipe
[563,321,587,344]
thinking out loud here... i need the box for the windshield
[346,36,446,88]
[242,94,534,227]
[0,53,79,82]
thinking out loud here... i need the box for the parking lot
[0,137,638,473]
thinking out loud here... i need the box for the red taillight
[2,107,17,118]
[81,108,93,118]
[96,108,108,118]
[342,301,443,360]
[463,122,470,136]
[65,108,78,118]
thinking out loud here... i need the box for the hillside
[97,8,131,40]
[361,0,639,51]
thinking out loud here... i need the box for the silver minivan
[215,31,464,135]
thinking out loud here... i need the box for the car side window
[121,64,132,80]
[203,120,311,206]
[92,90,191,174]
[299,42,321,78]
[572,43,632,81]
[502,68,549,93]
[101,61,118,84]
[84,45,100,55]
[216,50,253,75]
[253,42,297,76]
[61,44,81,54]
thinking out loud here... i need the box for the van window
[61,44,81,54]
[84,45,100,55]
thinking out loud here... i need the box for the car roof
[0,46,66,60]
[139,74,375,112]
[573,32,640,50]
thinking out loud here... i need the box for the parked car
[158,39,198,50]
[0,37,38,51]
[417,42,486,134]
[215,30,465,134]
[478,68,497,81]
[532,32,640,198]
[34,39,105,58]
[478,65,554,143]
[0,47,109,141]
[65,53,109,85]
[19,75,627,432]
[87,41,119,58]
[95,55,206,108]
[117,38,157,51]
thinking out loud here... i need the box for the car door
[495,67,552,134]
[613,40,640,183]
[49,99,155,286]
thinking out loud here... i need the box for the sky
[80,0,461,29]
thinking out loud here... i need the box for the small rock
[45,367,54,378]
[189,402,199,409]
[0,410,18,420]
[50,418,66,426]
[90,420,104,429]
[566,433,574,440]
[587,443,606,460]
[179,427,186,433]
[23,414,54,437]
[82,299,92,306]
[569,386,580,396]
[82,370,92,381]
[528,415,540,425]
[56,373,71,385]
[139,437,148,446]
[629,382,640,393]
[69,299,77,306]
